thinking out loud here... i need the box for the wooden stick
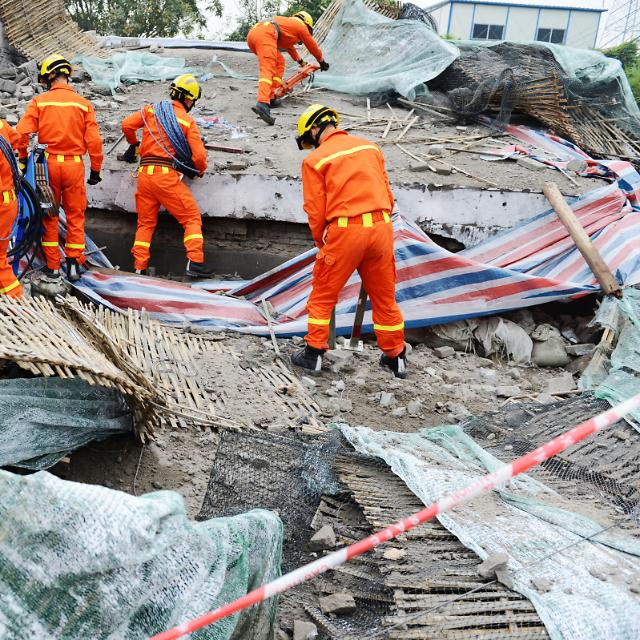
[261,300,281,357]
[381,118,394,139]
[543,182,622,298]
[395,115,419,142]
[366,97,371,123]
[422,155,499,187]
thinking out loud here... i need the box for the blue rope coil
[150,100,198,177]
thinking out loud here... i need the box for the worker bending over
[291,104,406,378]
[17,55,103,282]
[121,74,213,278]
[0,120,23,298]
[247,11,329,125]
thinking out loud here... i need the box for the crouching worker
[121,74,213,278]
[17,54,103,282]
[247,11,329,125]
[291,104,407,378]
[0,120,23,298]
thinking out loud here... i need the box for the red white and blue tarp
[72,126,640,337]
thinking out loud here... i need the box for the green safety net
[312,0,459,100]
[340,423,640,640]
[73,52,196,92]
[581,287,640,427]
[0,470,282,639]
[0,377,131,470]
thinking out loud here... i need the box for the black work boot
[135,268,147,276]
[186,260,214,278]
[252,102,275,125]
[41,266,60,280]
[270,98,282,108]
[291,345,324,376]
[380,347,407,379]
[65,258,81,283]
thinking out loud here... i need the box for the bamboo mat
[0,0,105,60]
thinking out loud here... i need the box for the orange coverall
[0,120,22,298]
[17,84,103,271]
[247,16,324,104]
[121,101,208,270]
[301,129,404,356]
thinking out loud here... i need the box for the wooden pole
[543,182,622,298]
[348,283,368,350]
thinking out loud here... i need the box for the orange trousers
[247,25,285,103]
[42,159,87,270]
[0,199,22,298]
[305,213,404,356]
[132,167,204,270]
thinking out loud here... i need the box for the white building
[426,0,607,49]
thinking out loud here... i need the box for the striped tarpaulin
[72,127,640,336]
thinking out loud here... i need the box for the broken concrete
[477,553,509,579]
[318,591,357,616]
[309,524,336,551]
[292,620,317,640]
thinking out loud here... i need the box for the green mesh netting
[0,377,131,470]
[340,423,640,640]
[312,0,459,100]
[73,52,196,92]
[580,288,640,428]
[0,470,282,639]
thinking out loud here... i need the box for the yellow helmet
[294,10,314,31]
[296,103,339,149]
[39,54,72,80]
[170,74,201,102]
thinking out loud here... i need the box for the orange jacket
[121,101,207,175]
[0,119,19,195]
[301,129,395,245]
[16,84,103,172]
[251,16,323,63]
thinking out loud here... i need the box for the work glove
[122,142,139,163]
[319,60,330,72]
[298,59,306,67]
[18,158,27,175]
[87,170,102,185]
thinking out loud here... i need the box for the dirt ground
[62,47,603,196]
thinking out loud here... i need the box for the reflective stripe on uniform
[338,217,348,228]
[373,322,404,332]
[57,154,64,162]
[308,317,331,326]
[37,101,89,112]
[314,145,380,171]
[74,155,81,163]
[65,243,85,249]
[42,241,59,247]
[147,166,154,175]
[259,78,273,84]
[383,211,390,223]
[2,190,15,203]
[0,279,20,294]
[362,212,373,227]
[273,76,282,83]
[177,118,191,128]
[184,233,203,243]
[134,240,151,247]
[162,166,169,174]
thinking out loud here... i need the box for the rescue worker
[247,11,329,125]
[121,74,213,277]
[0,119,23,298]
[291,104,407,378]
[16,54,103,282]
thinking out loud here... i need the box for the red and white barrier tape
[150,393,640,640]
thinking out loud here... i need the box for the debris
[496,385,521,398]
[318,591,357,616]
[409,162,430,172]
[532,577,554,593]
[324,350,354,371]
[427,143,444,156]
[293,620,318,640]
[545,372,577,395]
[391,406,406,417]
[566,343,596,357]
[517,156,546,171]
[433,164,451,175]
[226,160,249,171]
[536,393,556,404]
[205,143,244,154]
[475,317,533,363]
[379,392,396,408]
[434,346,455,359]
[532,338,570,367]
[382,547,407,561]
[614,430,630,442]
[301,376,316,389]
[477,553,509,579]
[407,399,422,416]
[567,159,588,173]
[309,525,336,551]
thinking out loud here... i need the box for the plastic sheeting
[312,0,458,100]
[581,288,640,429]
[0,470,282,640]
[73,52,195,92]
[340,424,640,640]
[0,378,131,470]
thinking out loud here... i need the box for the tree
[65,0,222,38]
[602,41,638,71]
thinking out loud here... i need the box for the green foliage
[602,41,638,71]
[627,63,640,104]
[65,0,222,38]
[227,0,328,41]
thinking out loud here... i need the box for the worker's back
[0,120,19,197]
